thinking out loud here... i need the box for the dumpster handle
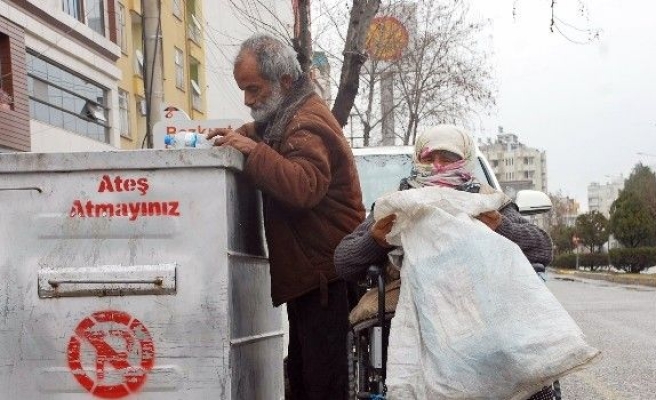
[230,330,285,346]
[48,278,164,288]
[0,187,42,193]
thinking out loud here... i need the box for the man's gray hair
[236,34,302,83]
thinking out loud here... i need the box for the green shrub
[553,253,612,270]
[610,247,656,273]
[553,253,577,269]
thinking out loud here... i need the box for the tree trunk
[363,123,371,147]
[292,0,313,74]
[332,0,381,127]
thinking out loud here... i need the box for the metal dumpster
[0,148,283,399]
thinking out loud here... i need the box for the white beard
[250,83,284,122]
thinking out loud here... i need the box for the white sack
[374,187,599,400]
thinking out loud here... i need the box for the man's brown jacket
[238,94,365,306]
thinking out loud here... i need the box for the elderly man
[208,34,365,399]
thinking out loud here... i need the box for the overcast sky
[470,0,656,210]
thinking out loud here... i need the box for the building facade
[116,0,207,150]
[201,0,293,122]
[1,0,124,153]
[478,127,548,198]
[587,175,624,218]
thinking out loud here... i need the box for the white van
[352,146,552,215]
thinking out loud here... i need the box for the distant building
[478,126,548,198]
[548,195,579,227]
[587,175,624,218]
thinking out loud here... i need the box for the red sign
[67,310,155,398]
[365,16,410,61]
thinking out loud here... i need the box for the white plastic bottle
[164,130,212,149]
[194,133,213,148]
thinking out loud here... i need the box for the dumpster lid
[0,148,244,173]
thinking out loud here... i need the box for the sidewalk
[549,268,656,288]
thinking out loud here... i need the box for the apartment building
[478,127,548,198]
[116,0,207,149]
[1,0,125,152]
[587,175,624,218]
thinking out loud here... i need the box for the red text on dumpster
[69,175,181,221]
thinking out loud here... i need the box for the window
[118,89,130,137]
[186,0,201,42]
[87,0,105,35]
[189,14,202,42]
[117,3,127,53]
[63,0,83,21]
[0,34,13,110]
[63,0,106,36]
[82,100,107,122]
[136,95,147,116]
[174,48,184,89]
[135,49,144,77]
[172,0,182,18]
[26,51,110,143]
[189,57,201,110]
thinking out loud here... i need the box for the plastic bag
[374,187,599,400]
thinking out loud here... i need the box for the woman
[334,124,555,400]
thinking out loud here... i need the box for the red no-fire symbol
[67,310,155,398]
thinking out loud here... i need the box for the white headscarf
[408,125,478,189]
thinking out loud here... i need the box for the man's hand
[476,210,502,230]
[207,128,257,155]
[371,214,396,248]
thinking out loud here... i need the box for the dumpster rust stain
[67,310,155,398]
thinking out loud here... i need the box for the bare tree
[314,0,494,146]
[513,0,600,44]
[226,0,294,41]
[349,57,405,146]
[292,0,313,73]
[391,0,494,145]
[330,0,382,127]
[217,0,596,137]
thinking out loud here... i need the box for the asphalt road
[546,273,656,400]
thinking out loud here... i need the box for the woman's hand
[371,214,396,248]
[476,210,502,230]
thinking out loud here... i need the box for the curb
[549,268,656,288]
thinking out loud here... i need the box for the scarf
[410,159,475,189]
[261,75,316,145]
[405,125,478,190]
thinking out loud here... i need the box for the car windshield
[354,152,492,211]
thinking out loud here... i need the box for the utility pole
[380,70,395,145]
[142,0,163,148]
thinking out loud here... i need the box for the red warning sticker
[67,310,155,398]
